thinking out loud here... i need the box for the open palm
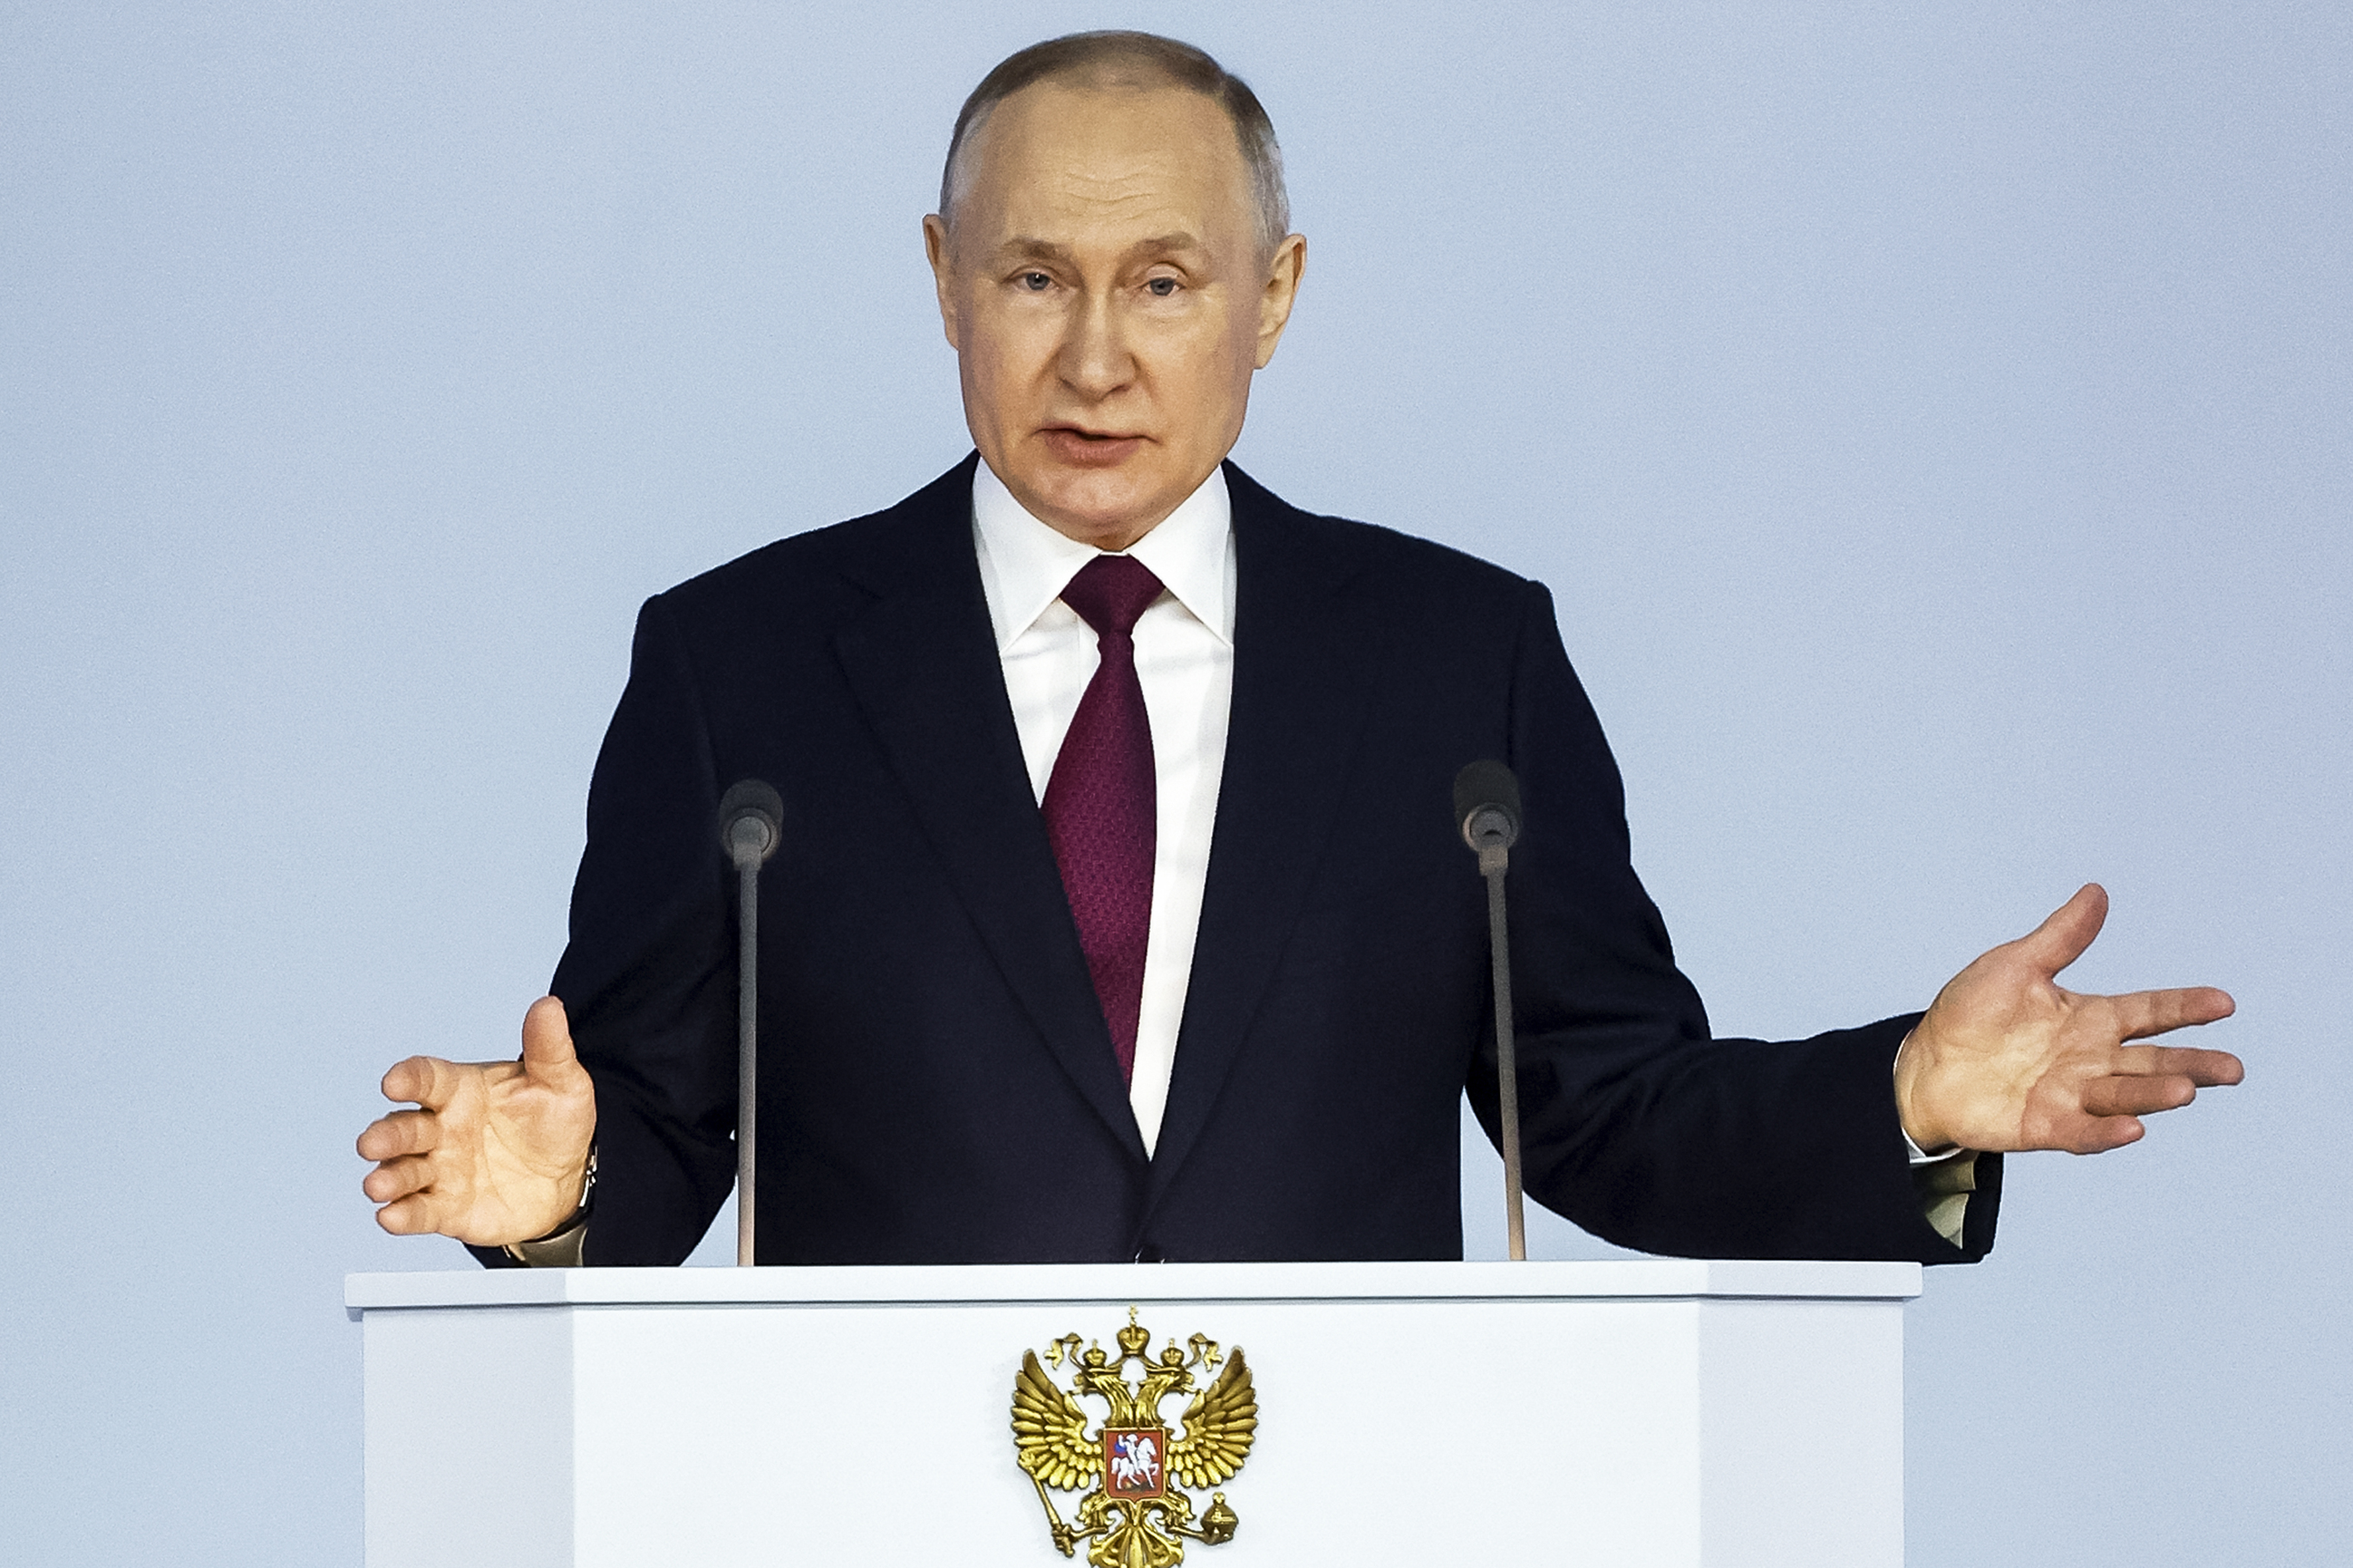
[1895,885,2242,1155]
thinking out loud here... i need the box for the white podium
[348,1259,1917,1567]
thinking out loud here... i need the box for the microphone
[719,779,785,868]
[1452,760,1527,1261]
[717,779,785,1266]
[1453,759,1522,869]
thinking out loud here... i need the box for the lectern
[348,1259,1915,1567]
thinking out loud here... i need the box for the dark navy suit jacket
[517,456,1998,1267]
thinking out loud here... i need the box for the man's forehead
[963,81,1251,232]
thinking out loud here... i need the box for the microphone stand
[1479,835,1526,1262]
[719,780,785,1267]
[1454,760,1527,1261]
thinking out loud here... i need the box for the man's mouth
[1040,426,1146,468]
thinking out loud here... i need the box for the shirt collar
[972,457,1234,651]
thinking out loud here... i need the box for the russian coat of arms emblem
[1010,1308,1258,1566]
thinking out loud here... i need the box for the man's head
[924,33,1306,550]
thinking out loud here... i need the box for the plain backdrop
[3,3,2344,1563]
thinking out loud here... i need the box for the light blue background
[3,3,2344,1563]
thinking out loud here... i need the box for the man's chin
[1011,462,1179,549]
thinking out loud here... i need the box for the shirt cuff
[1912,1151,1979,1248]
[1893,1030,1973,1246]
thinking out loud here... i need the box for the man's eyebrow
[997,237,1076,264]
[1121,232,1205,258]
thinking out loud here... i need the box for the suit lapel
[831,459,1146,1161]
[1146,465,1381,1200]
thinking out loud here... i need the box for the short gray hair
[940,32,1291,256]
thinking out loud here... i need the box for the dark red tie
[1042,555,1165,1085]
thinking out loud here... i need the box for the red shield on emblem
[1102,1426,1167,1500]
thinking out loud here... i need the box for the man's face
[925,81,1305,549]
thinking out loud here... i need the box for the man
[357,32,2240,1267]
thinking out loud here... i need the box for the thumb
[2014,883,2109,977]
[520,995,579,1081]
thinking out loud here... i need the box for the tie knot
[1059,554,1164,639]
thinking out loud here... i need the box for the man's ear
[923,215,962,352]
[1253,233,1307,369]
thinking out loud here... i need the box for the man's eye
[1146,277,1179,297]
[1020,271,1052,291]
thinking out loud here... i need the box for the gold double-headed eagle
[1011,1308,1258,1567]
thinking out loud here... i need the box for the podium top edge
[345,1258,1921,1313]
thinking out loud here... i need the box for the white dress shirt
[970,459,1236,1157]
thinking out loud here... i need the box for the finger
[362,1153,434,1204]
[2110,1043,2246,1086]
[2110,987,2237,1042]
[2064,1114,2146,1155]
[2013,883,2108,977]
[381,1054,466,1109]
[2081,1075,2199,1119]
[355,1108,440,1162]
[520,995,578,1082]
[373,1191,446,1236]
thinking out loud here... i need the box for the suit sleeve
[536,593,741,1265]
[1466,580,2001,1263]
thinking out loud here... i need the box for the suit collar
[831,454,1148,1160]
[1144,462,1381,1206]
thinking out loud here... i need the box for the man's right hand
[357,995,597,1246]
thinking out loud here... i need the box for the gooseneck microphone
[718,779,785,1267]
[1453,760,1527,1261]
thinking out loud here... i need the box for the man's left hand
[1894,883,2242,1155]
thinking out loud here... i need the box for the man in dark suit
[357,32,2241,1268]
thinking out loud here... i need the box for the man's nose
[1058,290,1134,399]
